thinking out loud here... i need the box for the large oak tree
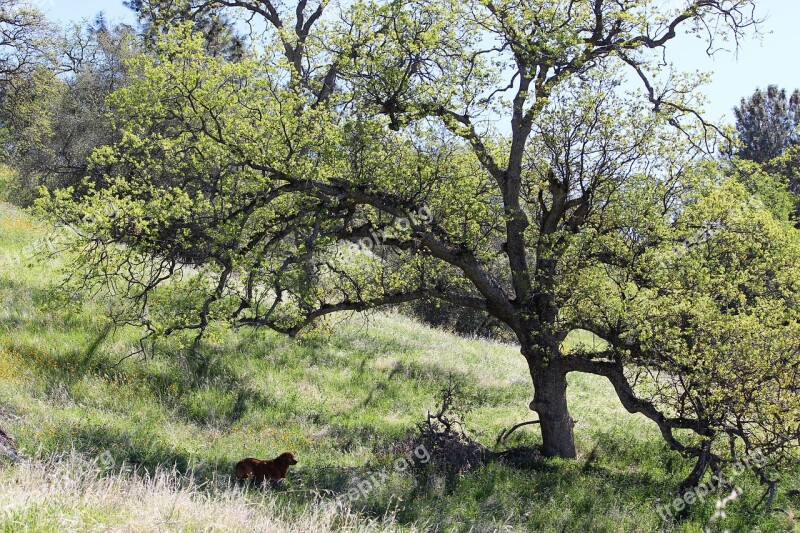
[43,0,800,494]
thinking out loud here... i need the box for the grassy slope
[0,202,796,532]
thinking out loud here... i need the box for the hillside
[0,202,796,532]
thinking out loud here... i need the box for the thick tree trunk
[529,363,577,459]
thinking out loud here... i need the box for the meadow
[0,201,797,531]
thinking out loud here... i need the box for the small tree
[42,0,800,493]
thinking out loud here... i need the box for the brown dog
[235,452,298,486]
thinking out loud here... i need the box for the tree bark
[529,362,577,459]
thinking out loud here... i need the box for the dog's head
[276,452,298,465]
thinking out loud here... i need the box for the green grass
[0,201,797,532]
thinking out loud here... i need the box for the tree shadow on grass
[65,422,234,481]
[57,420,402,504]
[338,444,676,529]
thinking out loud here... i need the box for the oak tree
[42,0,800,495]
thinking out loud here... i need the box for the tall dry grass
[0,451,416,532]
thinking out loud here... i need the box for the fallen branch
[496,420,541,446]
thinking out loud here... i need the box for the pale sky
[40,0,800,124]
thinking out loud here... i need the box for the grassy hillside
[0,201,797,532]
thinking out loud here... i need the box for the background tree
[124,0,245,61]
[41,0,800,497]
[0,0,48,88]
[733,85,800,225]
[0,17,137,204]
[1,0,247,205]
[734,85,800,163]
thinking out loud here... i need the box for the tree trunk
[529,363,577,459]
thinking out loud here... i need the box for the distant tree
[734,85,800,163]
[0,0,48,86]
[124,0,245,61]
[42,0,800,500]
[1,18,137,204]
[733,86,800,225]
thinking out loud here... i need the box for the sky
[39,0,800,123]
